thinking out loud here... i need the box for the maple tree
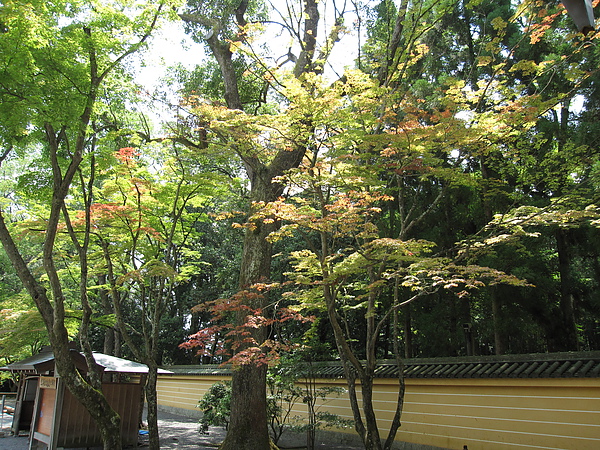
[0,1,172,447]
[68,141,226,449]
[171,0,600,448]
[252,75,536,449]
[1,1,600,449]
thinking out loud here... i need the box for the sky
[134,3,361,93]
[135,20,206,91]
[130,7,362,130]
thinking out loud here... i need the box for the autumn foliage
[180,284,314,367]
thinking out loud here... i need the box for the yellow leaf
[477,56,492,67]
[491,16,507,31]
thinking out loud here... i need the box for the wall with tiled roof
[163,351,600,379]
[157,352,600,450]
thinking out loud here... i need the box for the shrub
[197,381,231,434]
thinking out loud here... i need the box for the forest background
[0,0,599,449]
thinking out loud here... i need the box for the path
[1,404,364,449]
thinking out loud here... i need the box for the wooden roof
[1,347,171,375]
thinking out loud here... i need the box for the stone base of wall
[301,429,449,450]
[157,403,202,419]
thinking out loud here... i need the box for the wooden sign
[36,387,56,436]
[39,376,57,390]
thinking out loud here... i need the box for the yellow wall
[157,374,227,412]
[156,373,600,450]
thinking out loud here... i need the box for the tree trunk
[220,364,271,450]
[359,373,383,450]
[180,2,325,446]
[491,288,506,355]
[52,351,122,450]
[145,364,160,450]
[555,229,579,351]
[384,304,405,450]
[220,178,279,450]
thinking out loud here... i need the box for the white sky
[136,20,206,91]
[135,3,361,90]
[130,4,362,129]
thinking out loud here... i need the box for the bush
[197,381,231,434]
[197,357,353,449]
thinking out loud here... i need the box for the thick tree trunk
[220,364,271,450]
[220,179,279,450]
[180,2,323,447]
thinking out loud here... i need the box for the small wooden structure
[1,346,166,449]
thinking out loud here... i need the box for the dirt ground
[1,406,225,449]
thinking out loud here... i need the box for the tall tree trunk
[555,229,579,351]
[491,289,506,354]
[145,363,160,450]
[219,178,279,450]
[180,1,328,446]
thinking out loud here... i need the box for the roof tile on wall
[162,351,600,380]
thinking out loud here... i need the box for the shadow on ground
[1,404,363,449]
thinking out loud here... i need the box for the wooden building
[155,352,600,450]
[1,347,166,449]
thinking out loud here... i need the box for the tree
[0,1,169,447]
[68,142,227,449]
[252,3,600,446]
[177,0,351,447]
[258,99,530,449]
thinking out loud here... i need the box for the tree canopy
[1,0,600,449]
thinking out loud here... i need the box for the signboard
[39,376,57,390]
[35,387,56,437]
